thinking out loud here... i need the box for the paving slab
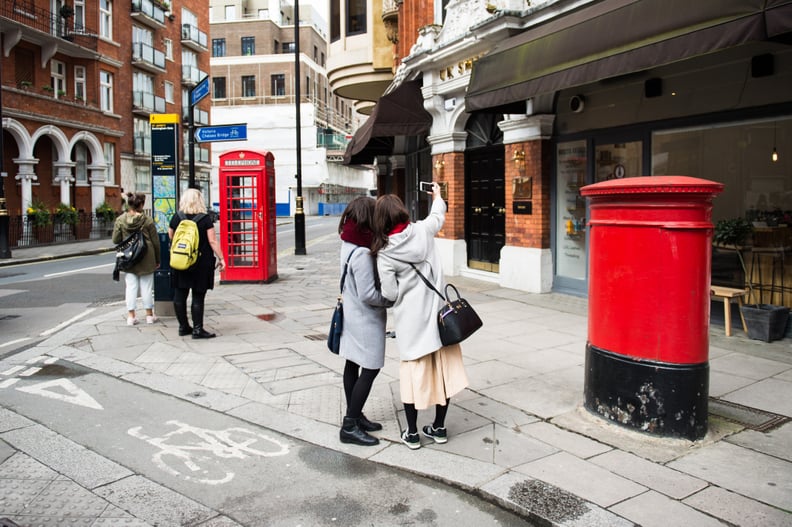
[588,449,707,499]
[1,425,132,489]
[440,423,558,467]
[512,451,647,507]
[683,485,792,527]
[722,378,792,417]
[725,420,792,462]
[94,475,216,527]
[482,377,582,419]
[610,490,727,527]
[523,420,612,459]
[668,441,792,510]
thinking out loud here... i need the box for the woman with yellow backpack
[168,188,225,339]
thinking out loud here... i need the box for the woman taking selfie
[371,183,468,450]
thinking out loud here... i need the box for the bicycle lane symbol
[128,419,290,485]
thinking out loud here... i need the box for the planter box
[740,304,790,342]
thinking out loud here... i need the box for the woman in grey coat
[337,197,393,446]
[112,192,161,326]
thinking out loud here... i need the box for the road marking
[16,378,104,410]
[44,263,115,277]
[40,308,96,337]
[129,420,289,485]
[1,365,26,375]
[0,338,31,349]
[0,356,104,410]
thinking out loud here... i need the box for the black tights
[173,288,207,328]
[343,361,380,419]
[403,399,450,434]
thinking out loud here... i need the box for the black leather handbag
[112,230,147,281]
[409,263,483,346]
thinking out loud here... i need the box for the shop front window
[555,140,588,282]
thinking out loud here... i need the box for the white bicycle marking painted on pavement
[128,419,290,485]
[0,356,103,410]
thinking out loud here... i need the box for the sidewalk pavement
[1,235,791,527]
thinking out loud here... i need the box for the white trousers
[125,272,155,312]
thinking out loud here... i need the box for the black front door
[465,146,505,272]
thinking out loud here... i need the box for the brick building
[333,0,792,297]
[0,0,210,246]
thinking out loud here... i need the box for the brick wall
[436,152,465,240]
[505,142,552,249]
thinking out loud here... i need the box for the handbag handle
[339,247,361,296]
[382,254,447,302]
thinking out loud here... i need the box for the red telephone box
[218,150,277,283]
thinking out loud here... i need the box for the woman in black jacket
[168,188,225,339]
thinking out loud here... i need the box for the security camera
[569,95,585,113]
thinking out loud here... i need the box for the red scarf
[389,222,409,236]
[341,219,373,248]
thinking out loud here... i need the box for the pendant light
[772,121,779,162]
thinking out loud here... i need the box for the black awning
[466,0,778,112]
[343,80,432,165]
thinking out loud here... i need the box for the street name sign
[195,124,248,143]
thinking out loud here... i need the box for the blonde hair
[179,188,207,214]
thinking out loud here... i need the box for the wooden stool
[710,286,749,337]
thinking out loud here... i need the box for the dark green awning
[466,0,787,112]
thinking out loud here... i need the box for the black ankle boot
[174,299,191,336]
[192,327,216,339]
[359,414,383,432]
[340,417,379,446]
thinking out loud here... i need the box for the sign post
[188,76,210,189]
[150,113,180,315]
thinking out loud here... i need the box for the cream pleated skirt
[399,344,469,410]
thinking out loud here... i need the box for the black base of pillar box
[584,344,709,440]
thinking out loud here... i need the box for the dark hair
[338,196,375,234]
[371,194,410,255]
[126,192,146,212]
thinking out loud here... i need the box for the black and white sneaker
[422,425,448,444]
[401,430,421,450]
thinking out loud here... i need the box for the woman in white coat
[337,197,393,446]
[372,184,469,449]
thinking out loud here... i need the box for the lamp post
[293,1,306,255]
[0,33,12,259]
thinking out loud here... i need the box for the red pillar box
[218,150,278,283]
[580,176,723,440]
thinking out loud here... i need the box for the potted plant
[19,80,32,90]
[714,217,790,341]
[55,202,78,225]
[27,199,53,242]
[96,201,115,222]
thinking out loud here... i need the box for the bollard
[580,176,723,440]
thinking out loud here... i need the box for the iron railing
[6,213,116,248]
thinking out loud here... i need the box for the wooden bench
[710,286,749,337]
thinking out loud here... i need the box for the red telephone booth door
[218,150,277,283]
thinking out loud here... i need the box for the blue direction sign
[191,76,210,106]
[195,124,248,143]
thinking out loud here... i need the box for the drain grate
[709,397,790,432]
[304,334,327,341]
